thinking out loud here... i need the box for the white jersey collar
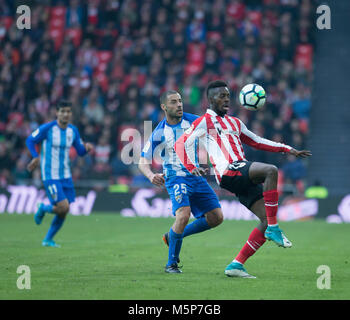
[206,109,218,117]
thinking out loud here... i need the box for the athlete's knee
[175,207,191,227]
[55,202,69,217]
[205,208,223,228]
[266,165,278,179]
[57,209,69,218]
[217,210,224,225]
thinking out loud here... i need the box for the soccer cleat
[162,232,181,264]
[34,203,46,225]
[42,239,61,248]
[224,262,256,278]
[165,263,182,274]
[264,225,292,248]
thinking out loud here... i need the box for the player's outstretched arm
[238,119,292,153]
[288,148,312,158]
[138,157,165,187]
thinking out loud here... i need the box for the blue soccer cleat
[34,203,46,225]
[264,225,292,248]
[42,239,61,248]
[224,262,256,278]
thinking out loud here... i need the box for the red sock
[263,189,279,225]
[234,228,266,264]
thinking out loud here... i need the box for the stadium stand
[0,0,315,195]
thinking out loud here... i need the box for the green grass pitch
[1,213,349,300]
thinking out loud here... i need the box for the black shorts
[219,161,263,210]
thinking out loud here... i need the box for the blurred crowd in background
[0,0,315,194]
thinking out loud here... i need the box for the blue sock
[167,229,183,267]
[42,204,54,213]
[44,215,65,241]
[183,216,211,238]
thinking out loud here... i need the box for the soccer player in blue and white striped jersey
[26,101,93,247]
[138,91,223,273]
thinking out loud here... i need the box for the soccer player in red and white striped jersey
[175,80,312,278]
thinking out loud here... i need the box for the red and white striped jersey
[174,109,292,185]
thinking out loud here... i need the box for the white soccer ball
[239,83,266,111]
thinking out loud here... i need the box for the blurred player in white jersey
[26,101,93,247]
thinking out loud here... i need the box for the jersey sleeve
[72,126,87,156]
[25,122,53,158]
[140,126,163,161]
[174,115,207,173]
[238,119,292,153]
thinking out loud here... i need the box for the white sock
[268,223,279,227]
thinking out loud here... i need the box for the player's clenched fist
[84,142,94,153]
[27,157,40,172]
[149,173,165,187]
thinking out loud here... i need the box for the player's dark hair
[206,80,228,98]
[56,100,72,110]
[160,90,178,105]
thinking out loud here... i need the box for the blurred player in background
[26,101,93,248]
[138,91,223,273]
[175,80,312,278]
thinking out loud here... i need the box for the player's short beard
[215,106,226,117]
[168,109,182,120]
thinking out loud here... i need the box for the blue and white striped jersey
[26,120,87,181]
[141,112,199,178]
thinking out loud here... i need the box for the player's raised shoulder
[155,118,166,129]
[153,118,166,134]
[31,120,56,137]
[43,120,58,129]
[146,118,166,146]
[182,114,207,136]
[183,112,200,123]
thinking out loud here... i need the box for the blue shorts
[165,175,221,219]
[43,178,76,205]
